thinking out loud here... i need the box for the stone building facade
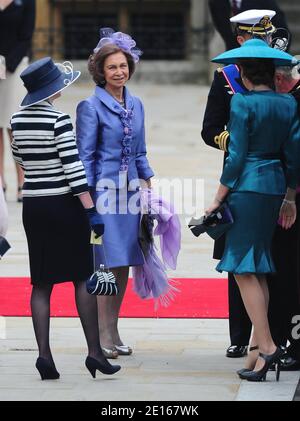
[33,0,211,83]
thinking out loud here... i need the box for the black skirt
[22,194,93,285]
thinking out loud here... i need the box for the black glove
[85,207,105,238]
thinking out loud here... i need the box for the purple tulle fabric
[132,189,181,307]
[151,199,181,271]
[94,27,142,63]
[119,109,134,172]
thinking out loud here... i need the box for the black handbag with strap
[86,265,118,296]
[86,244,119,296]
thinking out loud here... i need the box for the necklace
[105,87,125,107]
[113,96,125,108]
[252,88,272,92]
[251,84,272,92]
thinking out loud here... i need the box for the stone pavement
[1,317,299,402]
[0,82,299,401]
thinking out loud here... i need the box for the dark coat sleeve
[201,70,231,152]
[201,68,232,258]
[208,0,239,50]
[6,0,36,73]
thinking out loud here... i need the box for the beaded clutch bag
[86,264,118,296]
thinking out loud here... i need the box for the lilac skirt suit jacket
[76,86,154,268]
[76,86,154,190]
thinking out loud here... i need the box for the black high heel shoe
[35,357,60,380]
[241,347,284,382]
[237,345,259,379]
[85,356,121,378]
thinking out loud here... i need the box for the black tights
[30,281,107,365]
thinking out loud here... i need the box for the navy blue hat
[20,57,81,107]
[212,39,298,67]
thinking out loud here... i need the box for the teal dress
[216,91,300,275]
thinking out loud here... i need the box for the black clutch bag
[188,202,234,240]
[0,236,11,259]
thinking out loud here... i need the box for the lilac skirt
[93,188,144,269]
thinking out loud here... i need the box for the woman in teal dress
[207,40,300,382]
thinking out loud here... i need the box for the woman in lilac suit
[76,28,154,359]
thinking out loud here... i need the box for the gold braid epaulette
[214,130,229,151]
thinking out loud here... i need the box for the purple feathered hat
[93,27,142,63]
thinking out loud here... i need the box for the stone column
[190,0,210,83]
[34,0,63,60]
[119,5,129,32]
[206,1,226,82]
[34,0,51,59]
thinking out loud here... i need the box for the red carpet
[0,278,228,318]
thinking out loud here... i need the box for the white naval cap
[230,9,276,24]
[230,9,276,35]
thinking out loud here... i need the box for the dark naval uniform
[267,80,300,369]
[201,65,252,352]
[202,68,232,156]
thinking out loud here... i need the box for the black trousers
[214,234,252,346]
[268,195,300,360]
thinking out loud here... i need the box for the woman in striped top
[10,57,121,380]
[11,102,88,197]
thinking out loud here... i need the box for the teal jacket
[221,91,300,194]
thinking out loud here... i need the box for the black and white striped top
[10,101,89,197]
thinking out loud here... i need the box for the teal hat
[212,39,298,67]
